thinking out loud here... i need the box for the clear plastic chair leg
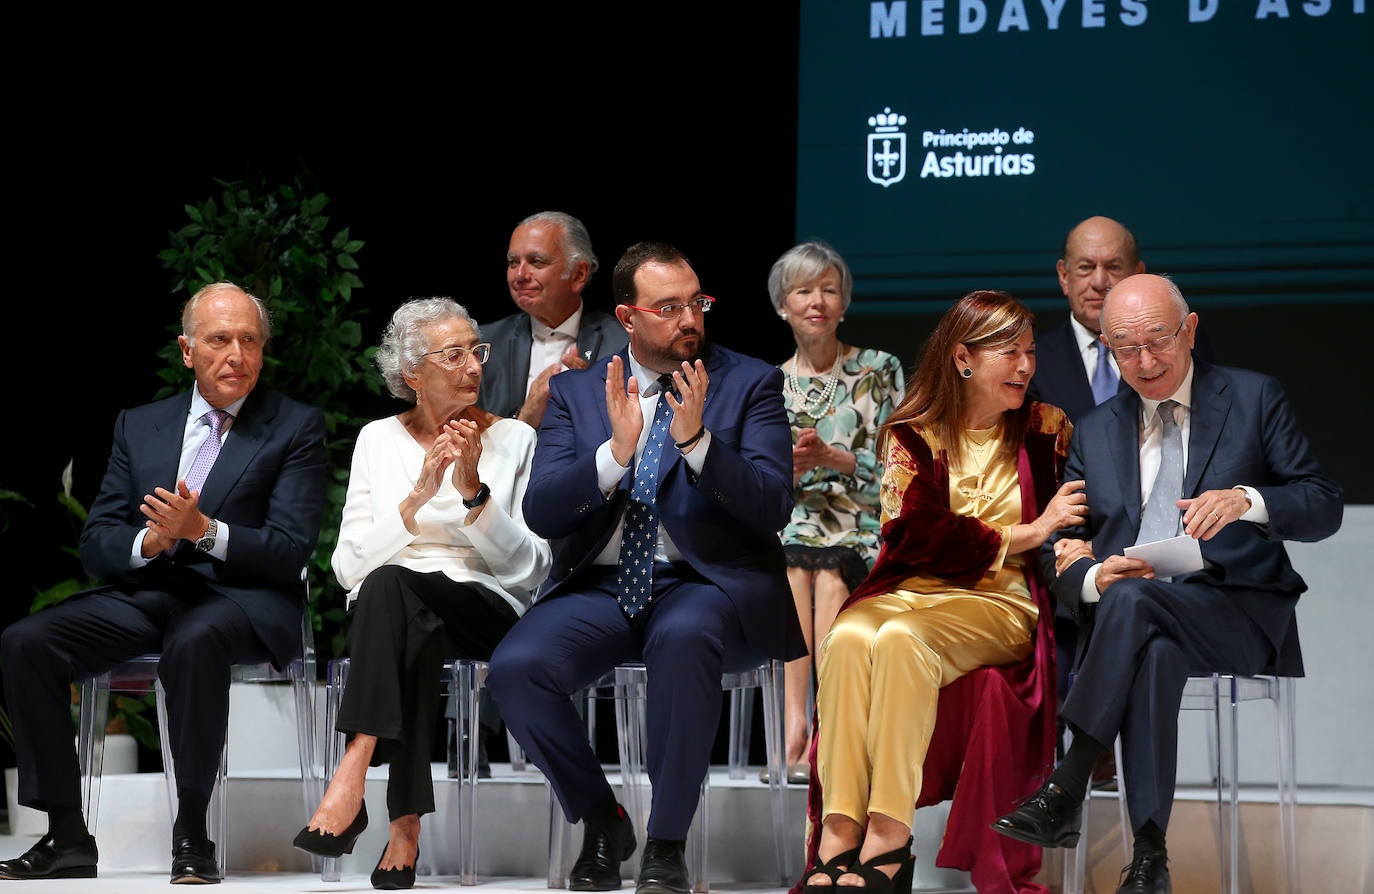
[761,659,792,885]
[78,673,111,833]
[320,658,350,883]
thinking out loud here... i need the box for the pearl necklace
[786,346,843,416]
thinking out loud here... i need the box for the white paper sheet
[1123,533,1204,578]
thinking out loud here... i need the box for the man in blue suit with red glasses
[489,242,804,894]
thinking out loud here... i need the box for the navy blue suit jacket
[79,388,327,666]
[522,343,805,662]
[1043,361,1342,673]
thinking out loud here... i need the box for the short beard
[634,331,703,374]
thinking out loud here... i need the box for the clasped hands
[1054,487,1252,594]
[401,419,484,532]
[606,356,709,467]
[518,345,589,427]
[139,481,211,556]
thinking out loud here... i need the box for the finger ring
[1208,511,1219,520]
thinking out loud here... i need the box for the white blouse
[331,415,552,615]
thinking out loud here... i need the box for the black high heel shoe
[292,801,369,858]
[802,845,861,894]
[371,843,418,890]
[842,838,914,894]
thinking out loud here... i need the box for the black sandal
[802,845,861,894]
[838,838,914,894]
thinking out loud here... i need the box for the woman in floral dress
[769,242,905,781]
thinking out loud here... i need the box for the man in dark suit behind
[0,283,326,883]
[994,274,1341,894]
[488,242,805,894]
[479,211,629,426]
[1032,215,1218,424]
[1029,215,1146,422]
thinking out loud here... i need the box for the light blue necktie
[616,376,675,617]
[1091,341,1119,405]
[1135,400,1183,546]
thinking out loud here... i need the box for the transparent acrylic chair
[77,596,319,878]
[545,659,790,892]
[318,657,486,885]
[1063,673,1298,894]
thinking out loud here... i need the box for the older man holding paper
[992,274,1342,894]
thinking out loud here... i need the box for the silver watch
[195,518,219,553]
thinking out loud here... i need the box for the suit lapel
[198,391,277,516]
[1184,362,1229,497]
[505,317,533,416]
[1106,392,1143,533]
[143,392,193,491]
[576,316,604,366]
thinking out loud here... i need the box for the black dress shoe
[292,801,369,858]
[635,837,689,894]
[990,781,1083,848]
[569,808,637,891]
[170,836,221,884]
[0,833,98,880]
[1116,850,1170,894]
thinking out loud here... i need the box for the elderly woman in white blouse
[292,298,551,890]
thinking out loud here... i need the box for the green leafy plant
[157,174,385,661]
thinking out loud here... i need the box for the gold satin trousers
[816,589,1035,827]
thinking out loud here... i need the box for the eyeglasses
[1107,320,1186,363]
[424,343,491,367]
[622,295,715,318]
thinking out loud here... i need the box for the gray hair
[1160,274,1190,319]
[375,298,480,402]
[766,241,853,313]
[181,282,272,345]
[517,211,599,283]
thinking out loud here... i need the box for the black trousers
[337,566,517,821]
[1062,577,1275,833]
[0,587,272,812]
[488,565,756,841]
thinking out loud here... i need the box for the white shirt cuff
[680,430,711,474]
[129,529,152,569]
[1081,563,1104,604]
[1235,485,1269,525]
[596,440,629,497]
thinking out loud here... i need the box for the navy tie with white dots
[616,375,676,617]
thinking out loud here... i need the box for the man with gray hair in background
[480,211,630,427]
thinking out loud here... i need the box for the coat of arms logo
[867,108,908,187]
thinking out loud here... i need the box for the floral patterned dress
[779,345,905,590]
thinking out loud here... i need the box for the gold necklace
[957,429,998,516]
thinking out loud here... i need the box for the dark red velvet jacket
[798,403,1071,894]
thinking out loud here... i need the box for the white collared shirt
[526,301,584,396]
[1069,315,1119,387]
[1080,361,1268,603]
[591,348,712,566]
[128,388,246,568]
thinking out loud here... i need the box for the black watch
[463,482,491,509]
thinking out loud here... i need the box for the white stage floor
[0,847,796,894]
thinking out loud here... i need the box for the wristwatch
[195,518,219,553]
[463,482,491,509]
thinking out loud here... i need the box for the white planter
[98,732,139,775]
[4,767,46,836]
